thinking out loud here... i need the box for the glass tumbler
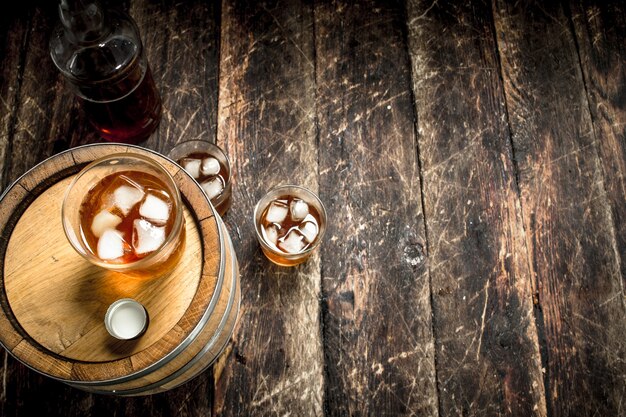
[253,185,327,267]
[62,153,185,276]
[168,140,232,217]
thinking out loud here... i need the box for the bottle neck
[59,0,107,43]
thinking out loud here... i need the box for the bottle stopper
[104,298,148,340]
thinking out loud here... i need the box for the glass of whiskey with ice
[62,153,185,275]
[254,185,327,266]
[168,140,232,217]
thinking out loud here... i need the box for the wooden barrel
[0,144,240,396]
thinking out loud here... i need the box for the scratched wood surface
[406,1,545,415]
[0,0,625,416]
[315,0,437,415]
[493,1,626,415]
[215,1,323,415]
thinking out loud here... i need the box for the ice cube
[133,219,166,255]
[290,199,309,221]
[182,158,202,179]
[262,224,279,247]
[278,229,306,254]
[91,210,122,238]
[265,201,288,223]
[299,221,318,243]
[97,230,126,260]
[139,193,171,225]
[201,177,224,200]
[201,157,220,176]
[112,182,144,216]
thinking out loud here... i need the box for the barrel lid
[0,144,224,382]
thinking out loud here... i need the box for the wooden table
[1,0,624,415]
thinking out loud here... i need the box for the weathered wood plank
[315,1,438,415]
[405,0,545,415]
[1,3,75,186]
[215,0,323,415]
[2,363,212,417]
[0,5,31,190]
[131,0,220,154]
[570,0,626,283]
[494,1,626,415]
[0,0,623,415]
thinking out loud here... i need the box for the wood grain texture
[494,1,626,415]
[5,177,200,361]
[0,3,30,190]
[1,2,79,187]
[0,0,223,413]
[0,1,222,414]
[0,3,91,405]
[570,0,626,282]
[405,0,546,415]
[130,0,221,154]
[315,0,437,415]
[215,0,323,415]
[0,145,238,396]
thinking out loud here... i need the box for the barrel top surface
[0,144,224,382]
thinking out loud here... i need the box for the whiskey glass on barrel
[62,153,185,276]
[168,140,233,217]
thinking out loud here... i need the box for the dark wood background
[1,0,625,415]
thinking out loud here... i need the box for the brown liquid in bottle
[81,65,161,144]
[50,2,162,144]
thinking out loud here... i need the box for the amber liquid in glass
[177,151,231,216]
[179,152,229,186]
[79,170,175,264]
[259,194,322,266]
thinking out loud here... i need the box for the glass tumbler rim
[61,152,183,271]
[167,140,231,166]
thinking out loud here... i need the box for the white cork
[104,299,148,340]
